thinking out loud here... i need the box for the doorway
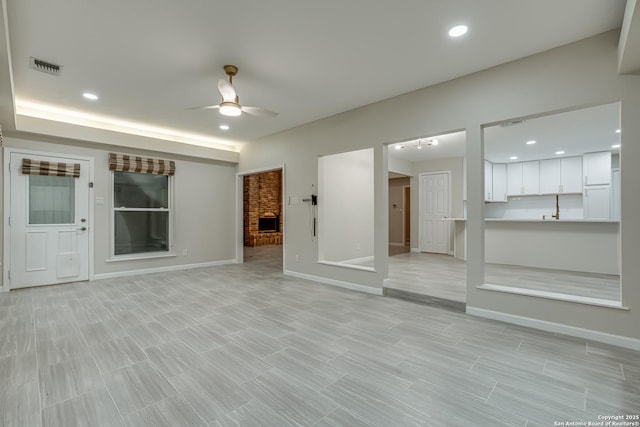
[238,167,284,271]
[5,150,92,290]
[419,171,450,254]
[403,185,411,245]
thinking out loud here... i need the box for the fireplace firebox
[258,216,279,232]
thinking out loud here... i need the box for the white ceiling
[484,102,621,163]
[388,131,466,162]
[387,103,621,165]
[1,0,634,148]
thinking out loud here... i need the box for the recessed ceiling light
[510,156,518,160]
[526,140,536,145]
[612,144,621,148]
[395,145,405,150]
[82,92,98,101]
[448,25,468,38]
[219,124,230,130]
[555,151,565,155]
[616,129,621,133]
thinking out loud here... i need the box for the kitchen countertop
[485,218,619,223]
[444,218,619,223]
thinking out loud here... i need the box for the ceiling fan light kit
[219,102,242,116]
[188,64,277,119]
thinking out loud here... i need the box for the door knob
[77,227,87,231]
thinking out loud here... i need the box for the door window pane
[114,211,169,255]
[29,175,75,224]
[114,172,168,208]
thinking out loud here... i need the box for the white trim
[389,242,404,247]
[478,283,628,310]
[317,259,375,272]
[418,170,452,253]
[94,259,236,280]
[383,278,391,288]
[411,247,420,253]
[3,147,95,292]
[466,306,640,351]
[284,269,383,295]
[235,164,286,272]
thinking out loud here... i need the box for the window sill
[477,283,628,310]
[106,252,177,263]
[317,260,376,272]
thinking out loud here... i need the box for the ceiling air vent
[29,57,61,76]
[499,120,525,127]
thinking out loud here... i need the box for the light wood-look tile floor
[387,249,621,303]
[0,246,637,426]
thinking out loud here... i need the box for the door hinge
[89,182,94,188]
[7,216,10,226]
[7,271,10,280]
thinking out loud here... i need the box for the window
[112,171,172,256]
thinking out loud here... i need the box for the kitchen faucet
[551,194,560,220]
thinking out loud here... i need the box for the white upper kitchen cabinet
[507,162,523,196]
[583,151,611,186]
[484,160,493,201]
[560,156,583,193]
[492,163,507,202]
[540,156,583,194]
[539,159,561,194]
[522,161,540,195]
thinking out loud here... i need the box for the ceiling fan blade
[241,105,278,118]
[185,104,220,110]
[218,79,236,102]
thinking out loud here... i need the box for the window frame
[108,170,175,261]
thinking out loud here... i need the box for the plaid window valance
[108,153,175,176]
[21,158,80,178]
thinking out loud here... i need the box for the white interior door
[419,172,450,253]
[9,152,90,289]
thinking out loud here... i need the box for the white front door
[9,152,90,289]
[419,172,450,254]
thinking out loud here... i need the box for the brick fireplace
[243,170,283,247]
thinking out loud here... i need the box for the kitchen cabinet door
[522,161,540,195]
[583,152,611,186]
[484,160,493,201]
[561,156,583,193]
[507,163,523,196]
[492,163,507,202]
[539,159,561,194]
[583,185,611,220]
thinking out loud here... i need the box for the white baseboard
[383,278,391,288]
[389,242,405,247]
[467,306,640,351]
[284,269,383,296]
[94,259,236,280]
[411,248,420,253]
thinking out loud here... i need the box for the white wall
[3,136,237,279]
[318,148,374,264]
[239,30,640,343]
[485,194,584,219]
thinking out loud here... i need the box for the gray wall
[4,136,237,278]
[239,30,640,342]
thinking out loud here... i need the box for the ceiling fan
[188,65,277,118]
